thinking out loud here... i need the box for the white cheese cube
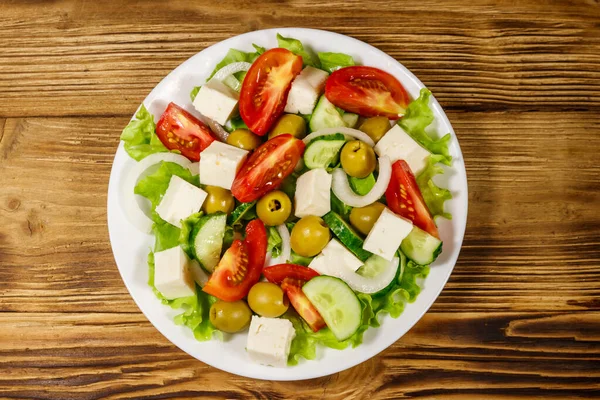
[374,125,431,175]
[193,78,239,125]
[363,208,413,261]
[199,141,248,190]
[153,246,196,299]
[308,252,329,275]
[155,175,207,228]
[322,239,363,272]
[294,168,332,218]
[284,66,329,115]
[246,316,296,368]
[308,238,364,275]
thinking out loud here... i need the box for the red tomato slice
[263,264,320,285]
[386,160,439,238]
[155,102,216,161]
[325,66,410,119]
[239,48,303,135]
[203,219,267,301]
[281,278,326,332]
[231,134,305,203]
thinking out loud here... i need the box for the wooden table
[1,0,599,398]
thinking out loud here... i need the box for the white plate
[107,28,468,381]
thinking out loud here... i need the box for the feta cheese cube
[193,78,239,125]
[153,246,196,299]
[322,239,364,272]
[155,175,207,228]
[308,238,364,274]
[374,125,431,175]
[246,316,296,368]
[199,141,248,190]
[284,66,329,115]
[294,168,332,218]
[363,207,413,261]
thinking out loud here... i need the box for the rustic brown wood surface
[1,0,599,398]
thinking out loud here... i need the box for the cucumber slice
[303,133,346,170]
[358,251,405,297]
[227,201,256,227]
[310,95,346,132]
[191,213,227,272]
[400,226,443,265]
[323,212,372,262]
[342,113,359,128]
[302,276,362,341]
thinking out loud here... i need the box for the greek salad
[119,33,453,368]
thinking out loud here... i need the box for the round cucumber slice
[302,276,362,341]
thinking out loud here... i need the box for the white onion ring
[212,62,252,82]
[265,224,292,266]
[303,127,375,147]
[196,112,230,142]
[120,152,195,233]
[331,156,392,207]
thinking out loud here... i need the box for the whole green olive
[256,190,292,226]
[203,186,235,215]
[359,116,391,143]
[209,300,252,333]
[227,129,263,150]
[247,282,289,318]
[340,140,377,178]
[349,202,386,236]
[268,114,307,140]
[290,216,331,257]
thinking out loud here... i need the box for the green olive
[209,300,252,333]
[359,116,391,143]
[290,216,331,257]
[340,140,377,178]
[268,114,307,140]
[349,202,386,236]
[203,186,235,214]
[248,282,289,317]
[227,129,262,150]
[256,190,292,226]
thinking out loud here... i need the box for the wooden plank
[0,0,599,117]
[0,111,597,317]
[0,312,597,399]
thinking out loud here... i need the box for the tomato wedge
[155,102,216,161]
[239,48,303,135]
[386,160,439,238]
[325,66,410,119]
[231,134,305,203]
[263,264,320,285]
[203,219,267,301]
[281,278,326,332]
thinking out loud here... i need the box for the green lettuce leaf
[290,250,313,267]
[226,116,249,132]
[399,88,452,165]
[317,52,355,73]
[417,155,452,220]
[152,221,181,252]
[267,226,283,258]
[190,86,201,101]
[134,161,199,222]
[276,33,320,68]
[208,46,264,80]
[120,105,168,161]
[349,174,376,196]
[147,252,221,341]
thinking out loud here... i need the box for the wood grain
[0,0,599,398]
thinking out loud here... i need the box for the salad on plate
[119,33,453,368]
